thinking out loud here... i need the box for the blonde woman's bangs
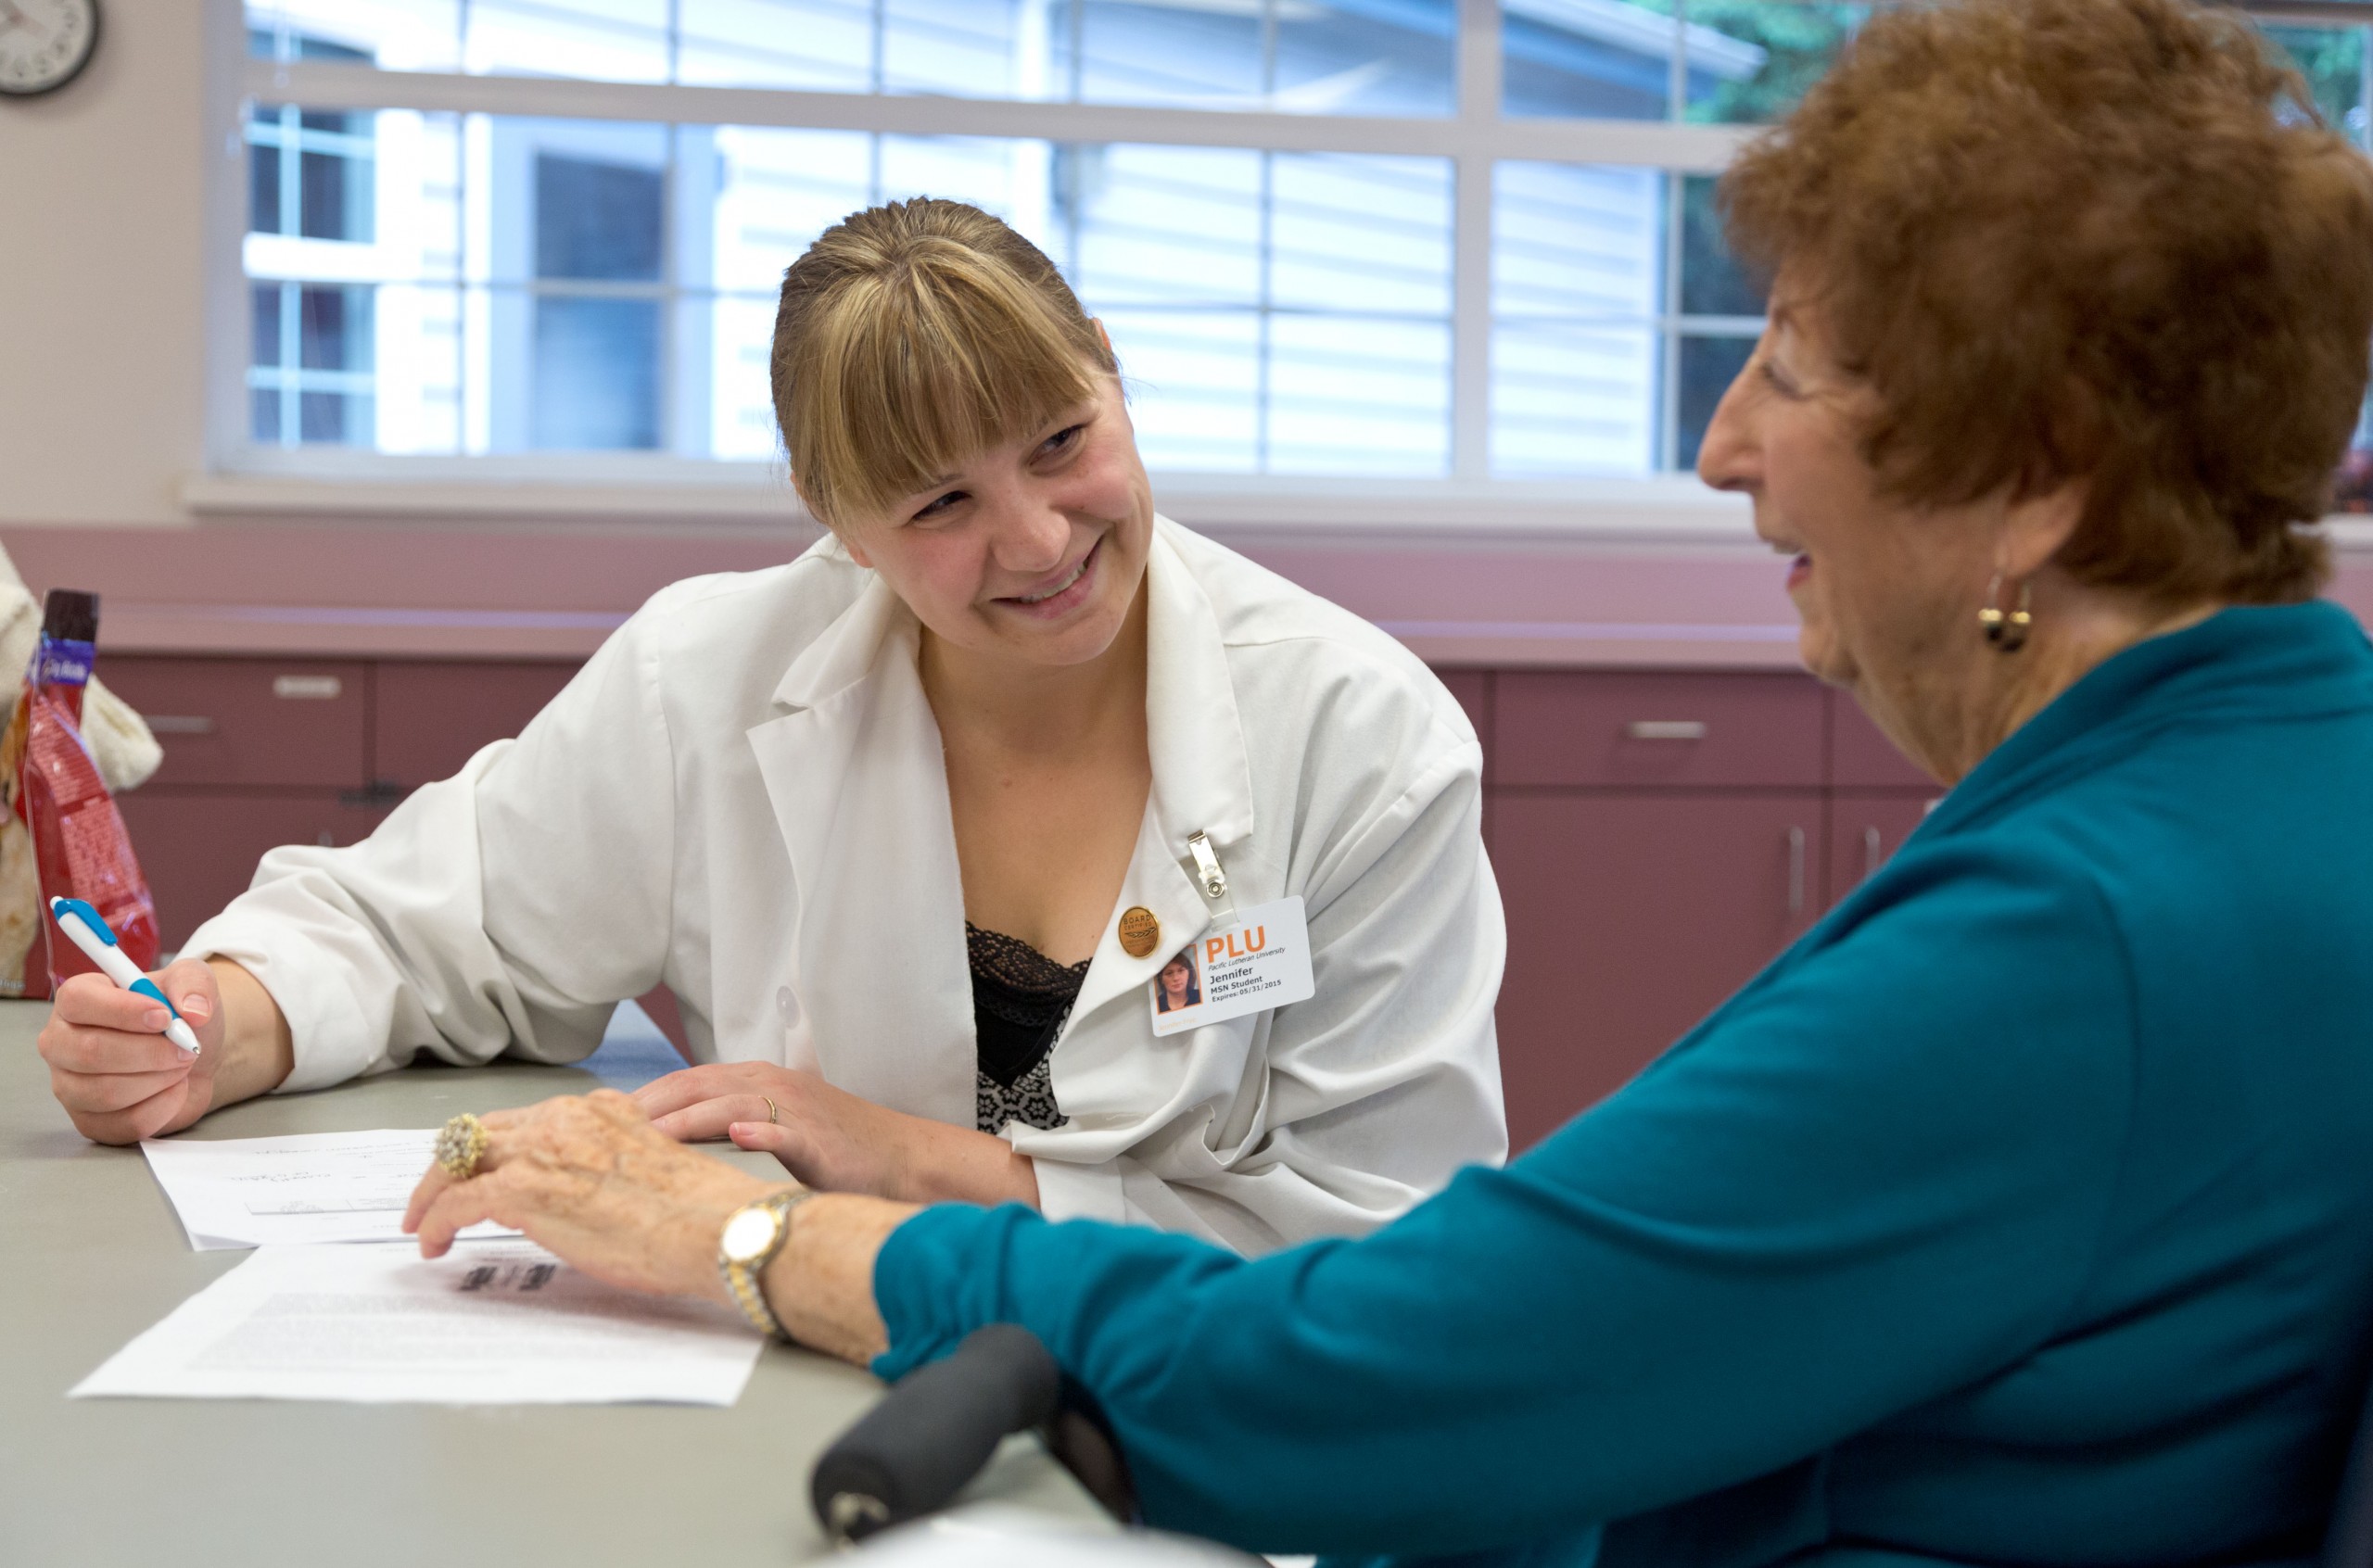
[774,205,1114,528]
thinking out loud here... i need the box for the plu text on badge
[1149,896,1315,1038]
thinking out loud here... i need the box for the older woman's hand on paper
[403,1089,910,1364]
[633,1061,1039,1209]
[404,1090,771,1301]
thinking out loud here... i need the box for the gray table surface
[0,1002,1100,1566]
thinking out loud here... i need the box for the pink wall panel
[0,525,1815,667]
[19,523,2373,672]
[1250,538,1801,667]
[5,526,805,616]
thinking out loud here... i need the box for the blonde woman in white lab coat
[38,198,1506,1251]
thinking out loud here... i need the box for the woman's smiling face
[1161,958,1191,997]
[1694,292,1997,706]
[837,369,1155,672]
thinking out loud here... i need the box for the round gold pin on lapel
[1117,905,1161,958]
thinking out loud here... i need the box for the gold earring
[1979,571,2033,652]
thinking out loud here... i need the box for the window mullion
[1452,0,1501,482]
[1661,0,1692,473]
[1260,0,1277,474]
[279,105,301,239]
[1660,171,1685,473]
[281,282,301,449]
[662,122,680,457]
[1258,149,1275,474]
[1068,0,1085,103]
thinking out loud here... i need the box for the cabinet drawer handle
[273,675,343,701]
[141,714,215,736]
[1787,826,1807,917]
[339,780,407,809]
[1626,720,1707,741]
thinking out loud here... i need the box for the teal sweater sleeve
[872,840,2138,1559]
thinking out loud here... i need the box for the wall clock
[0,0,99,98]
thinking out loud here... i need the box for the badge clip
[1186,829,1236,921]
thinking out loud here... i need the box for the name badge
[1148,896,1314,1037]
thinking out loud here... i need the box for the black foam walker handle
[809,1322,1063,1544]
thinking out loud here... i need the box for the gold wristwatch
[718,1187,813,1341]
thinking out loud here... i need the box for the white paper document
[71,1240,764,1405]
[141,1129,517,1249]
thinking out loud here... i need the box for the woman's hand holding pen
[634,1061,1041,1209]
[37,957,292,1144]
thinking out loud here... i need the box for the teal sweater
[875,602,2373,1567]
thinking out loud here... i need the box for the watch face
[0,0,99,97]
[720,1205,781,1266]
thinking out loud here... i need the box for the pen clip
[49,896,115,945]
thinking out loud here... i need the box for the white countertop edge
[177,470,1763,543]
[164,473,2373,555]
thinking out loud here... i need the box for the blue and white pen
[48,897,200,1056]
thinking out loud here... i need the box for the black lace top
[969,924,1085,1134]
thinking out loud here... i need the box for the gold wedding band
[434,1113,489,1180]
[765,1096,780,1125]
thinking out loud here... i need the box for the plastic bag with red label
[0,590,161,998]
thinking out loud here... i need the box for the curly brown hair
[1721,0,2373,604]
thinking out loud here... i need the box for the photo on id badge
[1154,949,1204,1018]
[1148,896,1316,1038]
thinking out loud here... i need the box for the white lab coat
[186,519,1506,1251]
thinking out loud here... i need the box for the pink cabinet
[1484,668,1830,1150]
[116,791,394,948]
[1491,790,1823,1151]
[97,654,377,946]
[96,656,578,948]
[1826,790,1943,904]
[1435,669,1491,752]
[1823,689,1942,902]
[107,651,679,1043]
[1828,689,1935,789]
[1480,672,1939,1153]
[1435,668,1494,844]
[375,661,580,788]
[1496,670,1824,789]
[94,651,1944,1101]
[95,656,370,789]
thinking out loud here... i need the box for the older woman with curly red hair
[404,0,2373,1558]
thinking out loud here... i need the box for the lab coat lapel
[747,572,901,937]
[745,575,976,1124]
[1146,522,1256,857]
[1063,523,1257,1031]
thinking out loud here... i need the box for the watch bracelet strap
[721,1187,814,1343]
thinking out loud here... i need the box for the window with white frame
[234,1,2373,489]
